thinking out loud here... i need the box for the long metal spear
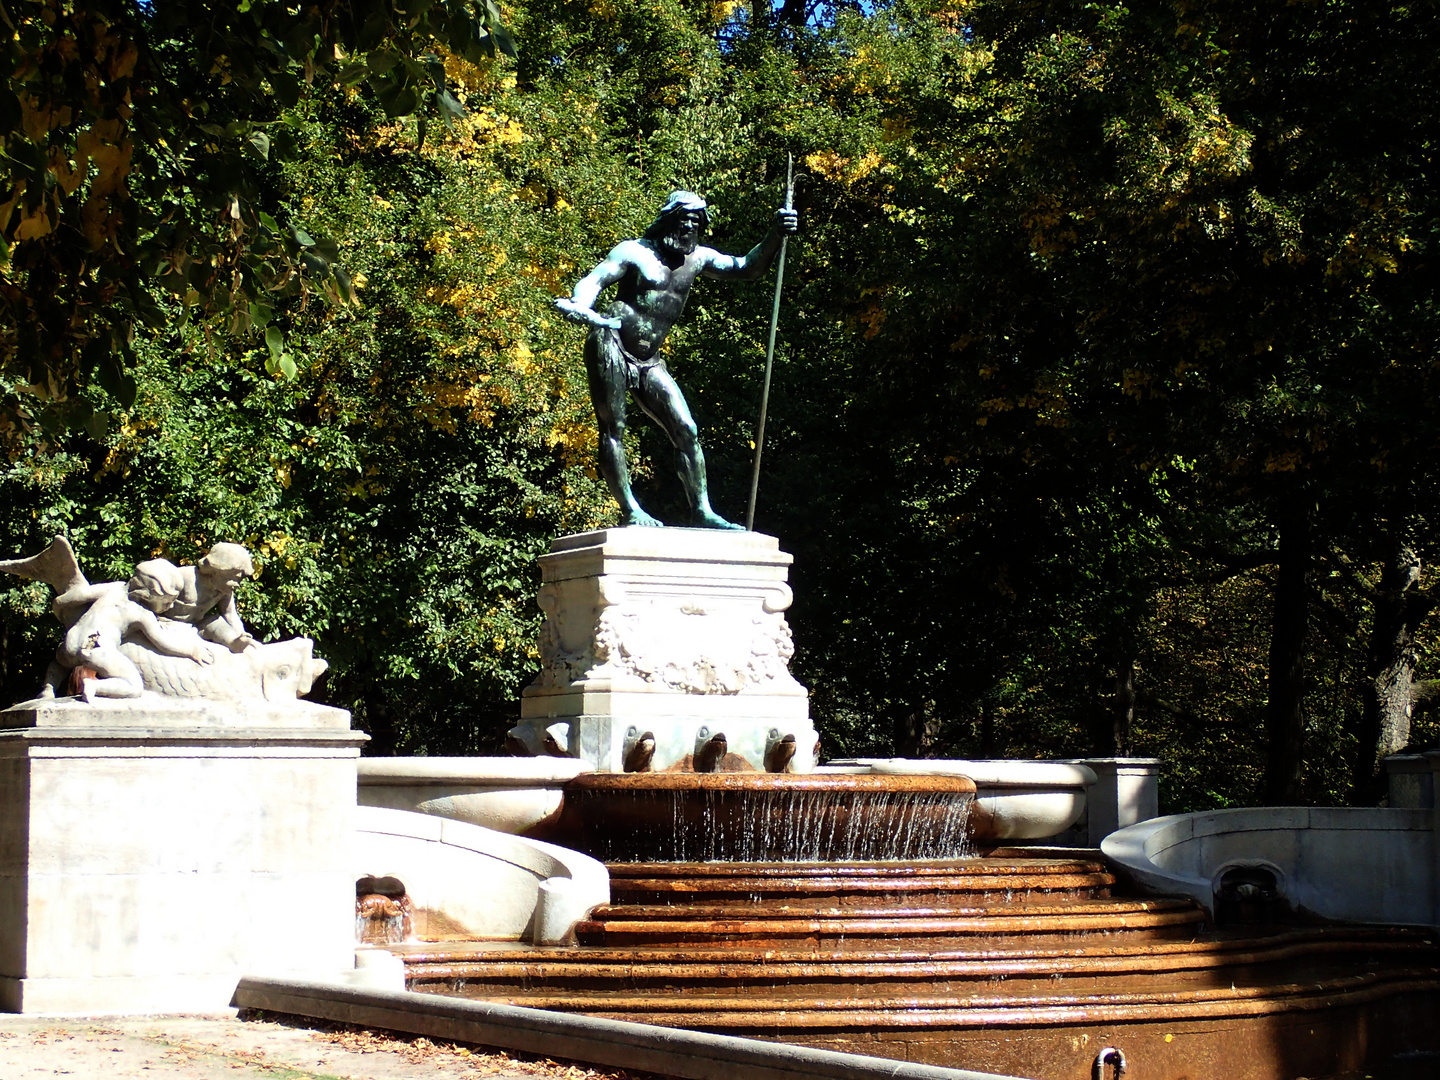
[745,154,794,532]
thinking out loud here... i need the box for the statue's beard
[661,230,698,256]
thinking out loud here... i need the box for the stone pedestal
[1428,751,1440,927]
[1081,757,1162,844]
[1385,753,1435,808]
[0,696,366,1013]
[513,529,816,773]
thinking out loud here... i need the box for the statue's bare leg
[77,645,145,702]
[635,365,743,530]
[585,331,662,527]
[40,657,67,698]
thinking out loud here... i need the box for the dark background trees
[2,0,1437,809]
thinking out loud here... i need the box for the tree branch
[1180,544,1277,575]
[1136,691,1211,729]
[1412,679,1440,708]
[1327,547,1383,605]
[1153,556,1276,590]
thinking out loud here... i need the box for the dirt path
[0,1011,666,1080]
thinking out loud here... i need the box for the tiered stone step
[576,858,1197,949]
[573,898,1203,949]
[402,926,1436,1000]
[398,857,1440,1080]
[607,857,1118,906]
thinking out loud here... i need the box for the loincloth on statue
[590,324,667,391]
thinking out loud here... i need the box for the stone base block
[3,694,354,731]
[517,529,812,773]
[0,699,366,1014]
[1081,757,1162,843]
[0,972,253,1014]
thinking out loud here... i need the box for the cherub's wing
[0,536,88,592]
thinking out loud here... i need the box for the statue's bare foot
[694,509,744,531]
[622,508,665,528]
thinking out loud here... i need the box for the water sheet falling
[550,773,976,863]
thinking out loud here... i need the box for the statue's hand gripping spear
[745,154,795,532]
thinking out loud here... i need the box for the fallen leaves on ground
[314,1026,645,1077]
[242,1010,676,1080]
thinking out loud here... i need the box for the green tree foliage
[1,0,1437,809]
[731,0,1440,807]
[0,0,512,445]
[0,65,618,751]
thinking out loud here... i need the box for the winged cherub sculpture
[0,537,327,704]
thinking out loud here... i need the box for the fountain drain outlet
[1093,1047,1127,1080]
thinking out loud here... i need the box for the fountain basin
[532,772,977,862]
[853,759,1095,841]
[358,757,590,834]
[358,756,1094,850]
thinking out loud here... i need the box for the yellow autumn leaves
[4,14,139,253]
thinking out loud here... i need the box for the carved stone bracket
[532,588,797,696]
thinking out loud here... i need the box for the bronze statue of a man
[557,191,799,529]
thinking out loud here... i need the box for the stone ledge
[0,729,368,756]
[543,528,794,577]
[231,976,1026,1080]
[358,757,589,785]
[2,697,353,731]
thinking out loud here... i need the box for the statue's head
[129,559,186,614]
[646,190,709,255]
[198,542,255,590]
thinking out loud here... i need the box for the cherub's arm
[217,592,246,634]
[555,244,631,329]
[200,593,256,652]
[699,208,799,281]
[126,605,214,665]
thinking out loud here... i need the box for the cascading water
[542,773,976,863]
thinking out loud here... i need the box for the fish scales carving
[119,632,326,702]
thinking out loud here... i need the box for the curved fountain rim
[358,757,592,785]
[564,772,977,794]
[857,758,1096,789]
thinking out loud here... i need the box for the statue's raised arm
[699,207,799,281]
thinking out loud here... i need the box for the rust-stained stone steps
[581,859,1199,949]
[398,856,1440,1080]
[573,898,1206,949]
[607,858,1118,907]
[428,968,1440,1024]
[401,927,1434,1000]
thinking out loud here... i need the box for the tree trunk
[362,684,399,758]
[1263,504,1311,804]
[894,700,940,758]
[750,0,769,34]
[1354,542,1434,803]
[777,0,808,27]
[1112,656,1137,757]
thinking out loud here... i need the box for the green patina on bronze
[557,192,799,530]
